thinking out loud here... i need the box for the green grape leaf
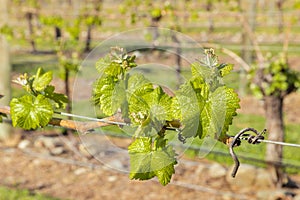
[128,137,177,186]
[191,61,212,82]
[155,162,176,186]
[127,73,153,125]
[10,94,53,130]
[172,82,202,138]
[32,68,53,92]
[128,137,155,180]
[95,55,113,75]
[128,96,149,126]
[174,78,239,140]
[96,56,124,77]
[129,87,172,128]
[199,99,211,138]
[144,87,173,122]
[191,61,223,91]
[200,86,240,140]
[64,60,80,72]
[112,79,128,116]
[127,73,153,98]
[44,85,68,109]
[203,87,226,139]
[172,77,213,139]
[105,62,124,77]
[93,74,147,116]
[221,87,240,137]
[39,16,63,27]
[191,51,230,91]
[92,75,118,116]
[219,63,233,77]
[95,49,137,78]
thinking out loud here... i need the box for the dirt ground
[0,136,246,200]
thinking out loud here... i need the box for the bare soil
[0,135,242,200]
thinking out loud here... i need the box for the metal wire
[54,111,129,126]
[55,111,181,132]
[257,139,300,148]
[57,112,300,149]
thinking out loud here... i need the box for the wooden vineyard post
[0,0,11,140]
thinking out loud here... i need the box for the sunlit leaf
[92,75,118,116]
[128,137,177,186]
[32,68,53,92]
[10,94,53,130]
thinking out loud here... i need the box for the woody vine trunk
[264,95,284,187]
[25,12,36,53]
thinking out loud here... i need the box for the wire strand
[258,139,300,148]
[56,112,300,149]
[55,111,129,126]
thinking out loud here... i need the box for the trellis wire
[54,111,129,126]
[257,139,300,148]
[56,111,180,131]
[59,112,300,149]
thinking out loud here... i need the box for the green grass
[0,186,62,200]
[12,53,59,75]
